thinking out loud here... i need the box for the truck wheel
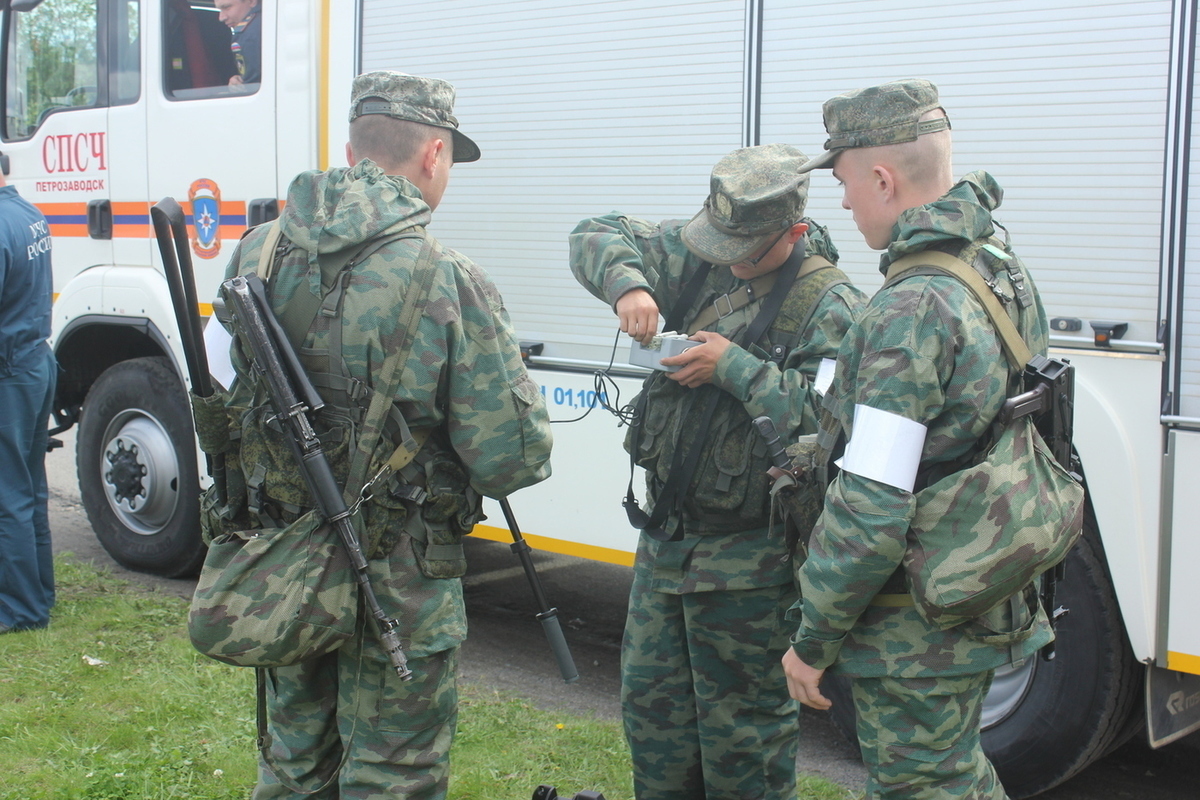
[76,357,205,577]
[822,523,1140,798]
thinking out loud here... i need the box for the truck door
[145,0,277,303]
[1,0,137,285]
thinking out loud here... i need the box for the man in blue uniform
[0,169,57,634]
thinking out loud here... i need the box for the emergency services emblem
[188,179,222,259]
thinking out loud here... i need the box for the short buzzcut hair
[348,115,449,171]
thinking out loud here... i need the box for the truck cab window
[113,0,141,104]
[3,0,100,140]
[163,0,259,99]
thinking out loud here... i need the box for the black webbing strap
[621,259,714,537]
[624,252,803,541]
[663,261,714,333]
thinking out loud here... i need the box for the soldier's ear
[788,222,809,243]
[345,142,356,167]
[422,137,446,178]
[872,164,898,203]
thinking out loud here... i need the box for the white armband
[835,404,927,493]
[814,358,836,397]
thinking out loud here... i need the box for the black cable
[550,328,640,426]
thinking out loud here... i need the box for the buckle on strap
[713,292,736,319]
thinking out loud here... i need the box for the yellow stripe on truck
[469,524,636,567]
[1168,651,1200,676]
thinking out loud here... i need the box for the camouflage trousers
[621,563,800,800]
[253,634,458,800]
[850,671,1007,800]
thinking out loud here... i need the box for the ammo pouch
[363,446,481,579]
[766,434,827,558]
[763,388,845,560]
[885,249,1085,630]
[628,379,774,528]
[190,390,236,455]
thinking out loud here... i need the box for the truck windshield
[3,0,100,140]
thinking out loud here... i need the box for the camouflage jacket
[570,214,865,593]
[221,159,552,655]
[791,171,1055,678]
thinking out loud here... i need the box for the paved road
[45,429,1200,798]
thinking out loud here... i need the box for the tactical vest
[628,256,850,535]
[225,222,479,575]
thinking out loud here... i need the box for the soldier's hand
[662,331,729,388]
[782,647,832,710]
[615,288,660,346]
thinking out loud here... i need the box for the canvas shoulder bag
[883,250,1086,630]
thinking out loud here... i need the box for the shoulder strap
[685,254,834,335]
[884,250,1031,372]
[254,218,286,281]
[345,235,440,499]
[761,263,850,363]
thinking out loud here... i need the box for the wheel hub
[105,440,147,505]
[99,412,181,536]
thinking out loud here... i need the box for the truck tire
[76,357,205,577]
[821,524,1140,798]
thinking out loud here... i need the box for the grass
[0,556,852,799]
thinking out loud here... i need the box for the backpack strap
[662,261,714,334]
[346,235,441,502]
[762,262,850,365]
[884,249,1032,372]
[254,218,286,281]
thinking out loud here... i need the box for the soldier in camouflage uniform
[570,144,866,800]
[214,71,552,799]
[781,79,1054,799]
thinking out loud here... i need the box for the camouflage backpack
[187,222,437,668]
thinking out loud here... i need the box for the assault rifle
[997,353,1080,478]
[221,273,414,680]
[997,352,1080,660]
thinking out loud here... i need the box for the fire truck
[2,0,1198,794]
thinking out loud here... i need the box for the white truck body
[2,0,1198,792]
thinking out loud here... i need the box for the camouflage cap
[681,143,810,266]
[348,70,481,163]
[799,79,950,173]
